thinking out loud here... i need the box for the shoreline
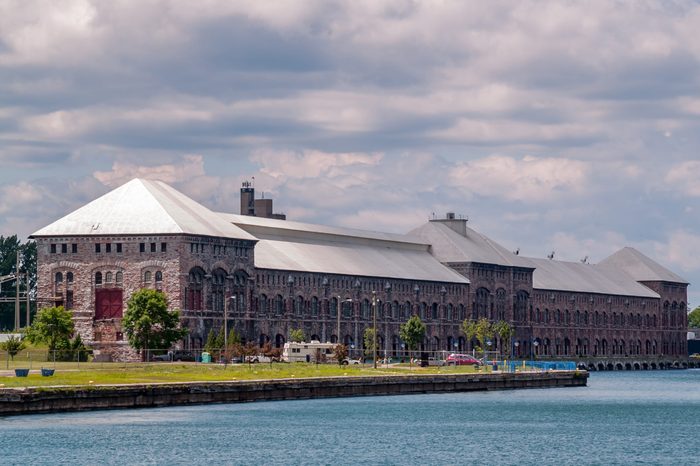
[0,370,588,416]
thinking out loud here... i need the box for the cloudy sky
[1,1,700,306]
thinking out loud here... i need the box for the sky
[1,1,700,307]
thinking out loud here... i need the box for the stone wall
[0,371,588,416]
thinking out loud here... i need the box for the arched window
[259,294,268,314]
[95,272,102,285]
[330,297,338,317]
[362,299,371,320]
[295,296,304,316]
[495,288,506,320]
[514,291,528,322]
[392,301,399,319]
[275,295,284,315]
[55,272,63,284]
[66,272,74,283]
[474,288,490,319]
[105,272,113,283]
[431,302,439,320]
[211,268,227,314]
[115,272,123,284]
[404,301,412,319]
[311,297,319,316]
[155,271,162,282]
[447,304,453,321]
[144,271,152,282]
[187,267,205,311]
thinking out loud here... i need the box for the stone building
[31,178,689,367]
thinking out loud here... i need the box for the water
[1,371,700,465]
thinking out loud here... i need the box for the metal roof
[223,215,468,283]
[408,221,533,268]
[598,247,688,284]
[31,179,255,240]
[220,213,425,246]
[526,257,659,298]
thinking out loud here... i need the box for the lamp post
[372,291,377,369]
[514,341,520,358]
[224,295,236,349]
[533,339,539,362]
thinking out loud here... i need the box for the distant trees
[462,318,513,356]
[400,315,426,368]
[0,335,26,368]
[363,327,377,359]
[289,328,305,343]
[689,307,700,328]
[121,289,187,361]
[25,306,74,352]
[0,236,36,330]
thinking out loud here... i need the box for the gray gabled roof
[31,179,255,240]
[526,257,659,298]
[221,214,469,284]
[408,221,533,268]
[598,247,688,284]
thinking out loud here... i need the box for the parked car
[342,358,361,365]
[151,350,196,362]
[245,355,281,363]
[230,356,244,364]
[445,353,481,366]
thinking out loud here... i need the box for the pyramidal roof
[408,220,533,268]
[525,256,659,298]
[598,247,688,284]
[31,178,255,240]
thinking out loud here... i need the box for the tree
[0,236,36,330]
[121,289,188,361]
[204,328,218,353]
[333,343,348,365]
[363,327,377,359]
[227,328,241,348]
[689,306,700,328]
[289,328,305,343]
[400,315,426,368]
[26,306,74,352]
[0,335,26,368]
[461,318,494,353]
[492,320,515,357]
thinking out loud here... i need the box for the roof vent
[446,212,455,220]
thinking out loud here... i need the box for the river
[1,370,699,465]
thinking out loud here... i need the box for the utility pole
[15,250,20,331]
[25,271,30,327]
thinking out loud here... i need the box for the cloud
[449,155,589,202]
[0,181,43,214]
[665,161,700,197]
[93,154,208,187]
[659,229,700,273]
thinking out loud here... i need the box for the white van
[283,341,336,363]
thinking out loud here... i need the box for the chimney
[430,212,467,236]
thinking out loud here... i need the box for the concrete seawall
[0,370,588,416]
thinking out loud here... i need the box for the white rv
[282,341,336,363]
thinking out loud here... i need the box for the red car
[446,353,482,366]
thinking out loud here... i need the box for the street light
[533,339,539,361]
[514,341,520,358]
[373,291,378,369]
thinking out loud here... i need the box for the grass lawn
[0,362,486,388]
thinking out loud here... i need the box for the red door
[95,289,123,319]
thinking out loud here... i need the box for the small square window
[150,242,156,252]
[50,244,57,254]
[61,244,67,254]
[161,242,167,252]
[139,243,145,253]
[116,243,122,253]
[106,243,112,253]
[95,243,101,253]
[71,244,78,253]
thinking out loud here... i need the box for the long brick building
[30,178,689,368]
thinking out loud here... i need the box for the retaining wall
[0,371,588,416]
